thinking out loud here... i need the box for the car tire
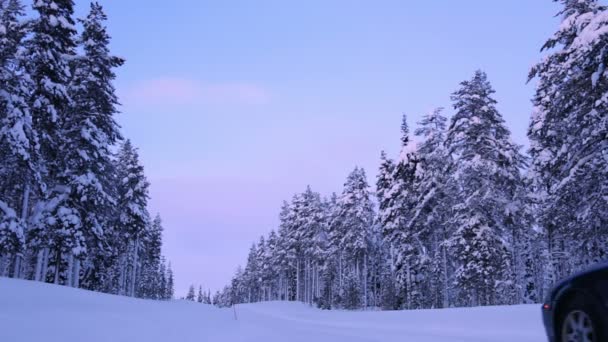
[557,295,606,342]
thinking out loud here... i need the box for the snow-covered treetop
[447,70,522,168]
[400,113,410,147]
[415,107,446,155]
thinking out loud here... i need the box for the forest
[213,0,608,310]
[0,1,173,299]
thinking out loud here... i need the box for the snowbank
[0,278,546,342]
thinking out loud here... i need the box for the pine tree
[280,187,325,304]
[21,0,79,283]
[243,243,260,302]
[332,167,374,308]
[197,285,203,303]
[114,140,151,297]
[445,70,527,306]
[274,201,292,301]
[265,230,279,300]
[55,2,124,288]
[411,107,452,308]
[206,289,212,304]
[157,257,167,299]
[528,0,608,279]
[380,114,420,309]
[166,262,175,300]
[137,214,163,299]
[0,0,172,301]
[186,284,195,301]
[0,0,33,278]
[375,151,394,216]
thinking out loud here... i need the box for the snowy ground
[0,278,546,342]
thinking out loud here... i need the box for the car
[542,262,608,342]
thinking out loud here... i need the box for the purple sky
[68,0,562,295]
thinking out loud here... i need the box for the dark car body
[542,262,608,341]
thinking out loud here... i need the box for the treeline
[0,1,173,300]
[215,0,608,310]
[184,284,213,304]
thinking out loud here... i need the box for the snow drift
[0,278,546,342]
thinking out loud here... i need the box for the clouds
[121,77,272,109]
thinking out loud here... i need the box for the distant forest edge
[0,1,173,299]
[214,0,608,310]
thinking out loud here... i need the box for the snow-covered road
[0,278,546,342]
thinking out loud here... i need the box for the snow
[0,278,546,342]
[48,15,58,27]
[571,10,608,50]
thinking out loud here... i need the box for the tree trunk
[405,262,411,310]
[54,249,61,285]
[363,253,368,308]
[12,253,21,279]
[13,181,31,279]
[130,235,140,297]
[34,249,43,281]
[0,255,9,277]
[66,253,74,287]
[73,258,80,288]
[338,253,343,290]
[41,248,49,283]
[296,259,300,301]
[304,259,307,303]
[118,253,126,295]
[442,244,449,308]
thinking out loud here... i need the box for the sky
[66,0,561,296]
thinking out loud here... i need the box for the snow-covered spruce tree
[65,2,124,285]
[230,266,246,304]
[25,0,81,284]
[375,151,394,220]
[316,193,338,308]
[47,2,124,288]
[374,152,398,310]
[205,289,212,304]
[281,187,326,304]
[259,232,283,302]
[137,214,164,299]
[528,0,608,279]
[380,115,421,309]
[166,262,175,300]
[271,226,289,302]
[197,285,203,303]
[332,167,375,309]
[256,236,269,302]
[274,201,293,301]
[281,196,301,302]
[445,70,527,307]
[243,243,260,302]
[300,187,327,306]
[157,257,168,299]
[326,191,346,307]
[0,0,36,277]
[264,230,279,300]
[186,284,195,301]
[113,140,151,297]
[411,108,452,308]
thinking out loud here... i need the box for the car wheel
[559,297,605,342]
